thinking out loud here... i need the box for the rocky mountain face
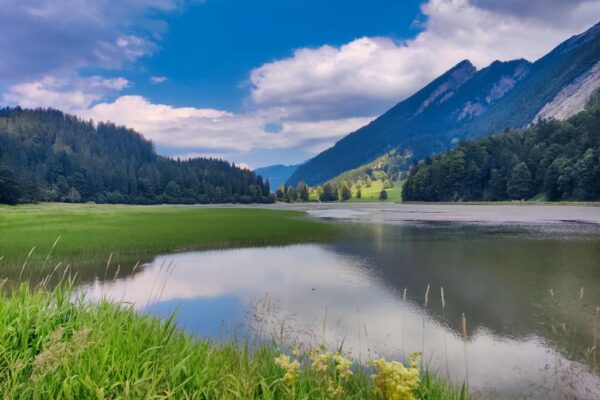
[288,21,600,186]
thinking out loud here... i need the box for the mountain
[254,164,298,191]
[0,107,273,205]
[288,21,600,186]
[403,95,600,201]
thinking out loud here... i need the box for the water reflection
[83,223,600,399]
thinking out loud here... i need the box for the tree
[296,181,309,202]
[0,168,22,205]
[319,183,338,201]
[507,162,534,200]
[340,184,351,201]
[0,107,275,205]
[356,188,362,199]
[379,189,388,201]
[275,185,285,200]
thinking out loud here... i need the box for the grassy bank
[0,282,468,399]
[0,203,343,268]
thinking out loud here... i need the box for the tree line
[403,99,600,202]
[0,107,274,205]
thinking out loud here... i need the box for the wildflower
[292,345,301,357]
[311,351,331,373]
[333,353,353,379]
[275,354,300,386]
[369,356,421,400]
[326,380,344,398]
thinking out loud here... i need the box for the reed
[462,313,469,386]
[0,203,347,270]
[0,281,470,400]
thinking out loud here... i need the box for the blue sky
[2,0,600,168]
[140,0,422,110]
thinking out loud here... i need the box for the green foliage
[0,283,468,399]
[319,183,339,201]
[379,189,388,200]
[404,104,600,201]
[288,25,600,186]
[340,184,352,201]
[296,181,310,202]
[0,168,24,205]
[356,188,362,199]
[326,149,410,190]
[507,162,534,200]
[0,108,273,205]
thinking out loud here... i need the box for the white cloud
[3,0,600,166]
[3,75,129,110]
[81,95,373,155]
[150,76,169,84]
[248,0,600,120]
[0,0,189,84]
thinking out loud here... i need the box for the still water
[83,223,600,399]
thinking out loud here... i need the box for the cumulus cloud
[248,0,600,120]
[0,0,187,84]
[3,75,129,110]
[3,0,600,166]
[81,95,373,155]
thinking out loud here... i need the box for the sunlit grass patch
[0,203,345,269]
[0,281,470,399]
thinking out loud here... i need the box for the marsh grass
[0,281,470,400]
[0,203,347,270]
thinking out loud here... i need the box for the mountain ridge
[287,21,600,186]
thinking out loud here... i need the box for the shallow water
[82,222,600,399]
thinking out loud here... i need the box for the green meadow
[348,180,403,203]
[0,203,342,269]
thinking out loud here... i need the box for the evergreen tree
[507,162,534,200]
[319,183,338,201]
[340,184,351,201]
[0,107,274,205]
[296,181,309,202]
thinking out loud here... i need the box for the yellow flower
[311,351,331,373]
[275,354,301,386]
[333,353,353,379]
[368,355,421,400]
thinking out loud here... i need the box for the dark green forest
[0,108,274,205]
[403,100,600,202]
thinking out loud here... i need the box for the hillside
[403,98,600,201]
[0,108,273,205]
[288,21,600,186]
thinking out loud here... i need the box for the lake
[82,220,600,399]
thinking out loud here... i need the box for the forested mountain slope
[288,21,600,186]
[403,98,600,201]
[0,108,273,205]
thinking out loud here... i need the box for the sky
[2,0,600,169]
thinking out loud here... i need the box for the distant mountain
[288,21,600,186]
[255,164,298,191]
[0,108,273,205]
[403,95,600,201]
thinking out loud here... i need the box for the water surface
[83,222,600,399]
